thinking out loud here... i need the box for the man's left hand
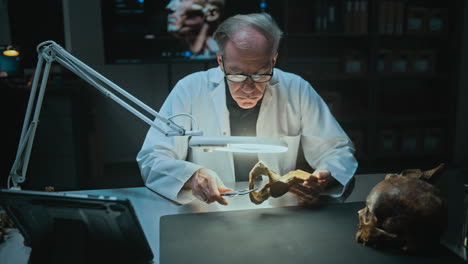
[288,169,334,205]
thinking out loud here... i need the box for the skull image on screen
[355,163,447,252]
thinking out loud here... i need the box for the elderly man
[166,0,224,58]
[138,13,358,205]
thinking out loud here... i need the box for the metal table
[0,172,465,264]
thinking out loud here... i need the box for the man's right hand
[188,168,232,205]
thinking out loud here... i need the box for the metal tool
[221,187,259,197]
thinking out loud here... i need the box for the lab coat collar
[261,68,279,114]
[209,67,229,135]
[208,67,226,99]
[208,66,225,86]
[269,68,280,86]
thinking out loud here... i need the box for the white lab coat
[137,67,358,204]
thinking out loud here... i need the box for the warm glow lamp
[2,45,20,57]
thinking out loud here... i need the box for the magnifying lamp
[8,40,287,189]
[190,136,288,153]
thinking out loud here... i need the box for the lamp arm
[8,40,202,189]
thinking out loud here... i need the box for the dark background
[0,0,467,191]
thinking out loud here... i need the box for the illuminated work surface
[67,180,314,263]
[0,176,364,264]
[0,172,465,264]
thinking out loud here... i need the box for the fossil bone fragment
[248,161,314,204]
[355,163,447,252]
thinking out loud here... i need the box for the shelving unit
[273,0,464,173]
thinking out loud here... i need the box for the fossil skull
[356,163,447,251]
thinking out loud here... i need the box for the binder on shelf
[377,49,392,73]
[314,0,323,32]
[401,128,421,153]
[411,49,436,73]
[378,129,398,153]
[386,0,395,35]
[378,0,387,34]
[343,50,367,74]
[351,0,360,33]
[327,0,342,33]
[391,50,410,73]
[394,0,405,35]
[323,0,329,32]
[378,49,437,75]
[348,0,368,33]
[406,6,427,34]
[428,8,448,35]
[344,0,353,33]
[360,0,368,33]
[423,127,444,153]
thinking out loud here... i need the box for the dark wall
[2,0,467,191]
[454,1,468,167]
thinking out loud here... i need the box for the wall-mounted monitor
[101,0,276,63]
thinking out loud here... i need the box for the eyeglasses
[221,56,274,83]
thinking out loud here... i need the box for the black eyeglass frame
[221,56,274,83]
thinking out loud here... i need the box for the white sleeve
[136,80,202,204]
[299,80,358,194]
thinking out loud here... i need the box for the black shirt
[225,80,262,181]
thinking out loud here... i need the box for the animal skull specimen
[248,161,314,204]
[356,163,447,252]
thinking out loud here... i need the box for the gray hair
[213,13,283,56]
